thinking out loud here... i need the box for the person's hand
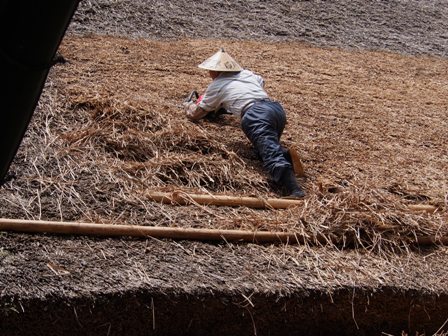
[183,101,197,117]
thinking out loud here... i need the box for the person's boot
[278,167,306,199]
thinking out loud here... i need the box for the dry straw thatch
[1,35,447,254]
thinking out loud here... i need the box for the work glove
[183,101,197,118]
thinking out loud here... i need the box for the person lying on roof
[183,48,305,199]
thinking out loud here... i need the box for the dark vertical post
[0,0,80,184]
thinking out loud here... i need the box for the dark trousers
[241,100,291,183]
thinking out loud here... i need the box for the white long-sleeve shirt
[196,69,269,118]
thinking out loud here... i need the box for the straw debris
[1,35,447,254]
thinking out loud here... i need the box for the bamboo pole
[0,218,309,244]
[145,191,442,214]
[145,191,303,209]
[407,204,438,213]
[0,218,446,246]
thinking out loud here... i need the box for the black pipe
[0,0,80,184]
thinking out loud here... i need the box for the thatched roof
[1,0,447,311]
[1,35,447,299]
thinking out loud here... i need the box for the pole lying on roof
[146,191,304,209]
[146,191,439,213]
[0,0,80,184]
[0,218,447,247]
[0,218,309,244]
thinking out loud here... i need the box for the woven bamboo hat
[198,48,243,72]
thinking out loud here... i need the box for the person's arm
[183,102,210,121]
[184,81,222,121]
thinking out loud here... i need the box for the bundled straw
[0,36,446,254]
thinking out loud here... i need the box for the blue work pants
[241,101,291,183]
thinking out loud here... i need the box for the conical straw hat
[198,48,243,72]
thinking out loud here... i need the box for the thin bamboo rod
[145,191,304,209]
[145,191,441,214]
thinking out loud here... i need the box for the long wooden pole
[145,191,440,213]
[0,218,446,246]
[145,191,303,209]
[0,218,310,244]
